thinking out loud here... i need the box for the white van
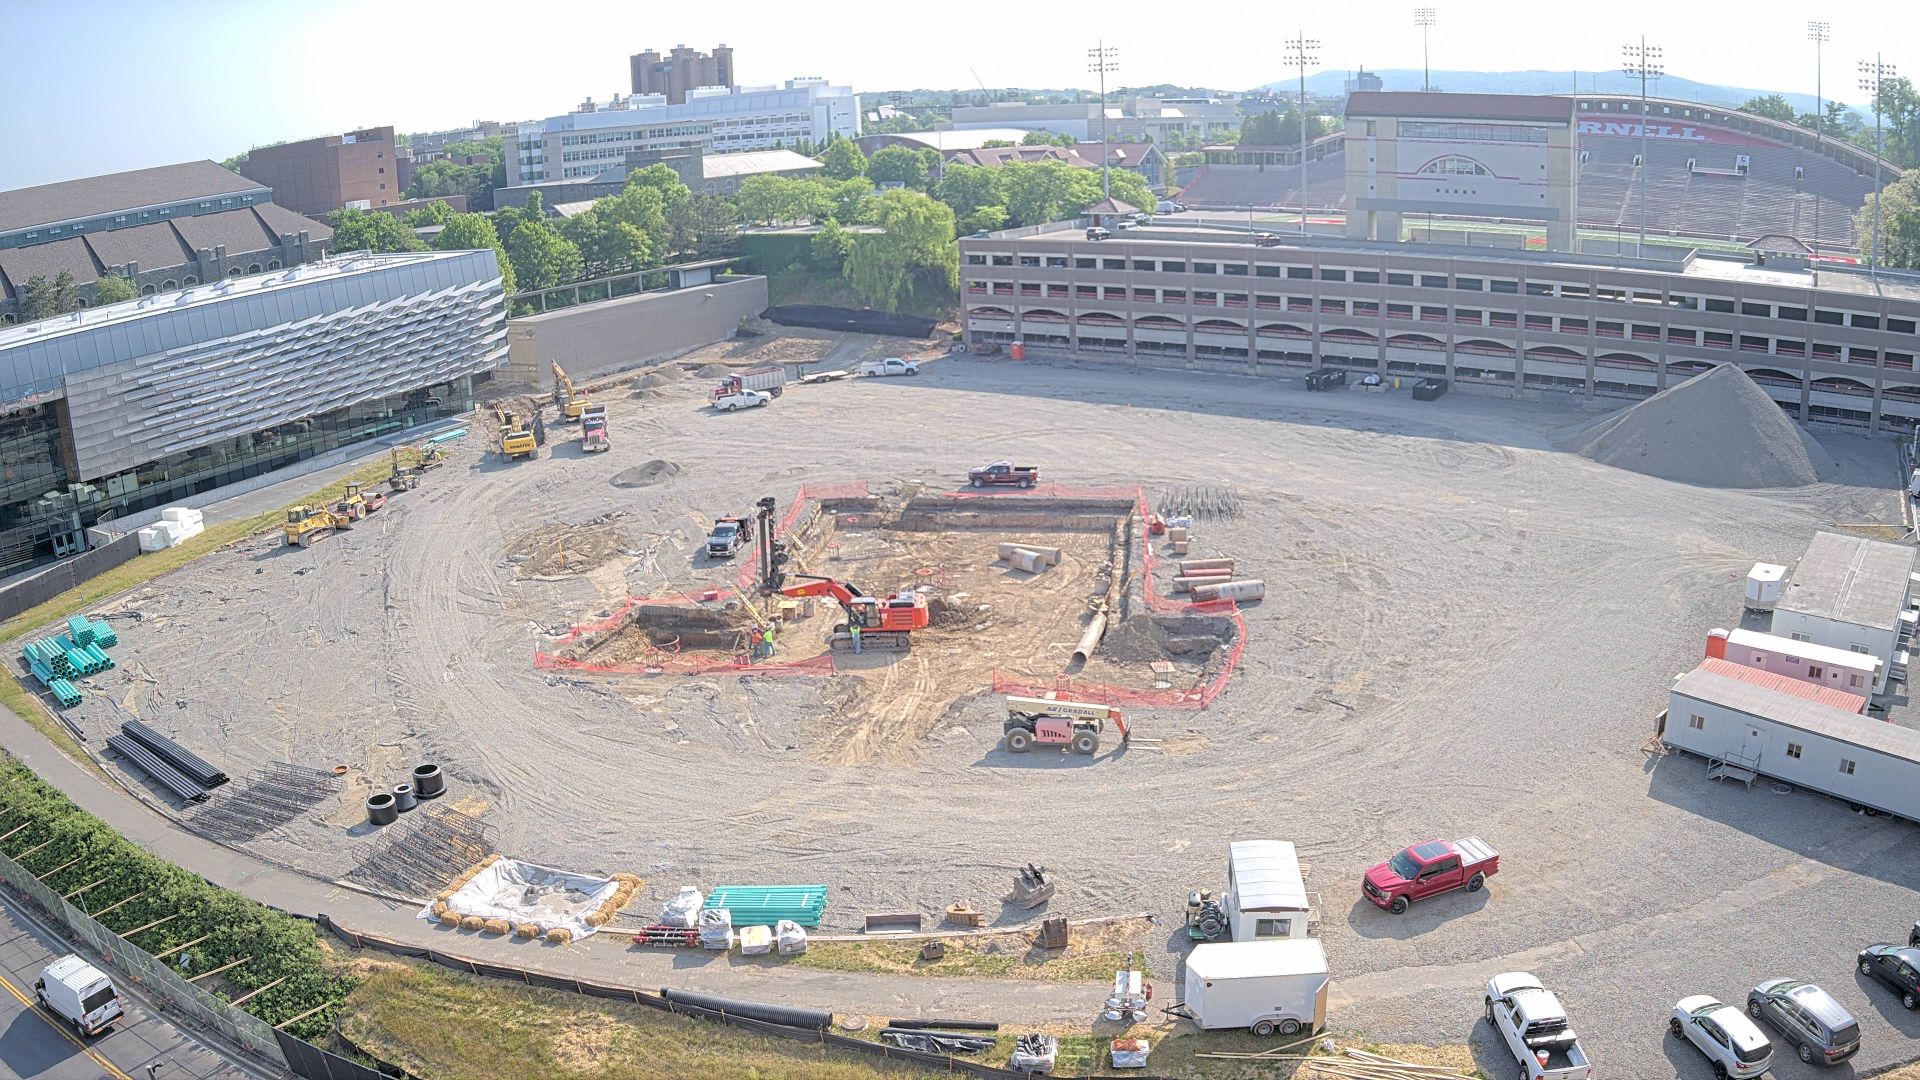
[35,954,121,1037]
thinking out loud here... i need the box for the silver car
[1747,979,1860,1066]
[1669,996,1773,1079]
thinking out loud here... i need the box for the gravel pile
[1561,363,1837,488]
[609,460,681,488]
[695,364,732,378]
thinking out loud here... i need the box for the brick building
[239,126,404,216]
[630,45,735,105]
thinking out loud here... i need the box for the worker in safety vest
[850,625,862,653]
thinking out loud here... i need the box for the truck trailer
[1662,658,1920,819]
[1178,939,1330,1037]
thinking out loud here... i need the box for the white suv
[1669,996,1773,1078]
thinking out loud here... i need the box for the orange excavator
[778,574,929,652]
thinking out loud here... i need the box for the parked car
[1116,221,1140,232]
[1746,979,1860,1066]
[1253,232,1281,247]
[859,357,921,377]
[1156,200,1187,214]
[1412,377,1450,401]
[1670,996,1774,1079]
[1087,226,1111,241]
[34,955,121,1037]
[968,461,1040,488]
[713,389,772,412]
[1857,944,1920,1009]
[1362,837,1498,914]
[1304,368,1346,392]
[1484,972,1593,1079]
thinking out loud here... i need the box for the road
[0,887,253,1080]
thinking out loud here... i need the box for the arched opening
[162,279,178,291]
[1525,345,1583,361]
[1668,360,1712,377]
[1388,333,1443,351]
[1882,384,1920,403]
[971,306,1013,319]
[1322,327,1377,343]
[1457,338,1514,356]
[183,276,198,285]
[1742,366,1802,390]
[266,261,280,271]
[1812,376,1871,397]
[247,262,262,274]
[140,284,157,295]
[1194,319,1243,333]
[1076,311,1124,325]
[1256,322,1308,338]
[1596,352,1656,370]
[227,267,244,277]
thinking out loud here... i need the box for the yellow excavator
[494,404,537,461]
[284,505,355,547]
[551,362,593,421]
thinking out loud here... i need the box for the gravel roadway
[61,353,1920,1078]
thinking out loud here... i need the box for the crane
[777,574,929,652]
[550,361,593,421]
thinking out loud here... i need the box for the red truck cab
[1363,837,1498,914]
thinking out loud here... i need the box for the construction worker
[760,627,775,658]
[850,625,862,654]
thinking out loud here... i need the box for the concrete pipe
[367,793,399,827]
[411,763,446,799]
[1171,572,1232,592]
[1008,550,1045,574]
[1191,579,1265,602]
[1071,613,1109,664]
[393,783,417,811]
[1178,558,1236,574]
[998,542,1062,566]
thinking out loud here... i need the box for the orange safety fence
[734,481,872,593]
[534,591,836,677]
[991,604,1246,711]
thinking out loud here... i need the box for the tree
[818,139,867,180]
[1105,169,1154,216]
[1020,131,1056,146]
[936,165,1003,223]
[846,190,957,313]
[1739,94,1798,124]
[980,139,1016,149]
[596,184,672,257]
[325,207,426,253]
[868,145,930,188]
[961,205,1009,234]
[504,218,582,291]
[625,164,693,208]
[560,210,653,277]
[669,193,739,257]
[406,201,455,227]
[90,273,139,306]
[14,276,57,322]
[50,271,78,315]
[490,193,546,249]
[997,159,1102,226]
[1856,168,1920,269]
[1242,110,1286,145]
[915,147,943,189]
[810,218,854,273]
[434,212,516,293]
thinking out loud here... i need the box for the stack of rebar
[120,720,227,789]
[1155,485,1243,521]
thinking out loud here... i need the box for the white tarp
[417,857,621,940]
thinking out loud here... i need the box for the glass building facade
[0,250,506,576]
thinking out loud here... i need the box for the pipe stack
[998,542,1060,575]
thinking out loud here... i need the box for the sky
[2,0,1914,190]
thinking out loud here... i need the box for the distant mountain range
[1260,69,1855,117]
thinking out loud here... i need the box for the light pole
[1860,55,1897,273]
[1088,43,1119,201]
[1414,8,1437,93]
[1284,31,1319,235]
[1807,21,1828,262]
[1622,38,1664,258]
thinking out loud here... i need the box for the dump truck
[580,405,609,452]
[711,367,785,400]
[968,461,1039,488]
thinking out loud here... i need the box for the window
[1420,275,1447,289]
[1418,155,1494,176]
[1353,270,1381,284]
[1319,268,1347,282]
[1852,313,1881,330]
[1777,305,1807,321]
[1287,266,1312,279]
[1256,265,1281,277]
[1103,259,1125,270]
[1705,298,1735,313]
[1742,302,1771,317]
[1839,758,1856,775]
[1161,261,1185,273]
[1850,643,1870,654]
[1074,257,1095,269]
[1850,674,1864,687]
[1019,256,1040,267]
[1815,309,1844,325]
[1131,260,1156,272]
[1388,272,1414,286]
[1689,714,1705,730]
[1525,281,1553,296]
[1193,261,1217,275]
[1253,918,1292,937]
[1791,632,1811,642]
[966,254,988,265]
[1455,277,1483,291]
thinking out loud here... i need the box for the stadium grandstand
[1176,94,1894,254]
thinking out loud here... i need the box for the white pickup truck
[712,389,771,412]
[859,357,920,377]
[1485,972,1593,1079]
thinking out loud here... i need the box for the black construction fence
[280,1029,413,1080]
[766,304,938,339]
[0,531,139,623]
[315,915,1177,1080]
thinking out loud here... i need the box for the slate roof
[0,161,264,233]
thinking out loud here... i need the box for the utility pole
[1860,55,1898,274]
[1284,31,1319,235]
[1622,37,1664,258]
[1414,8,1437,93]
[1088,42,1119,200]
[1807,21,1828,272]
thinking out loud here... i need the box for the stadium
[964,91,1918,432]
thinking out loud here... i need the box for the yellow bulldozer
[283,505,355,547]
[551,362,593,421]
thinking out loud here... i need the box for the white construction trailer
[1706,628,1879,701]
[1662,659,1920,820]
[1180,938,1331,1037]
[1769,531,1916,694]
[1224,840,1311,941]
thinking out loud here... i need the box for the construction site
[38,337,1920,1078]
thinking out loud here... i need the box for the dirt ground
[59,343,1920,1079]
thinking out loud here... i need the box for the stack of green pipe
[702,885,829,927]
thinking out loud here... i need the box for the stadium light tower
[1860,55,1897,273]
[1088,43,1120,200]
[1414,8,1437,93]
[1807,21,1828,267]
[1622,38,1664,257]
[1284,31,1320,235]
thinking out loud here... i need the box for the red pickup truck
[968,461,1040,488]
[1363,837,1498,914]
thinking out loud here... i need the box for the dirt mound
[610,460,681,488]
[696,365,732,378]
[631,367,685,389]
[1097,612,1234,665]
[508,515,628,576]
[1560,364,1837,488]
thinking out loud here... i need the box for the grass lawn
[337,957,947,1080]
